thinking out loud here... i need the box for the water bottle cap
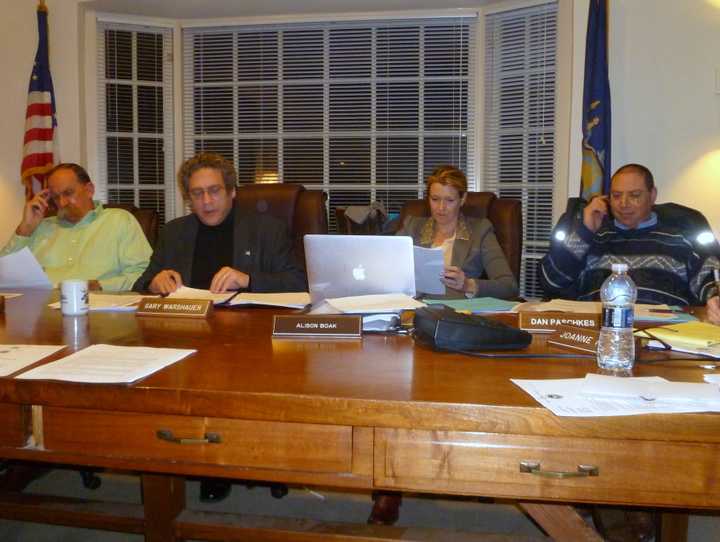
[611,263,628,273]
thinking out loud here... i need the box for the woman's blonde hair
[426,165,467,196]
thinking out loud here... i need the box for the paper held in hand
[0,247,52,289]
[413,246,444,295]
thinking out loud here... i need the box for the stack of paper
[166,286,236,305]
[513,299,695,323]
[323,293,425,314]
[228,292,310,309]
[166,287,310,309]
[512,373,720,417]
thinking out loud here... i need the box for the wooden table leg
[519,503,603,542]
[141,473,185,542]
[659,512,688,542]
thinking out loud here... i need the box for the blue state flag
[580,0,611,200]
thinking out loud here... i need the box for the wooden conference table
[0,289,718,541]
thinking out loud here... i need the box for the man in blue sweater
[540,163,720,323]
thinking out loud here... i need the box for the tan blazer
[397,214,518,299]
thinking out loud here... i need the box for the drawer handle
[156,429,221,445]
[519,460,599,479]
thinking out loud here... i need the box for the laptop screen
[303,234,416,304]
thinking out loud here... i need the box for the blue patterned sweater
[540,210,719,306]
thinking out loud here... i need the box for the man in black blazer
[133,152,305,294]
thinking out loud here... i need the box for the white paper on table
[48,293,145,312]
[580,373,720,402]
[0,247,52,289]
[16,344,195,384]
[325,293,425,314]
[413,246,445,295]
[0,293,23,299]
[511,299,676,320]
[228,292,310,309]
[704,374,720,385]
[166,286,236,305]
[0,344,66,377]
[511,376,720,417]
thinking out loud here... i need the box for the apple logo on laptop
[352,264,366,281]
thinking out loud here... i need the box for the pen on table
[647,308,684,314]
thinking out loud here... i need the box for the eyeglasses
[50,186,78,203]
[188,185,225,200]
[610,190,648,205]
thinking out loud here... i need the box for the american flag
[21,4,59,200]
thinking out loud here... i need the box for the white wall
[608,0,720,232]
[0,0,84,246]
[1,0,718,244]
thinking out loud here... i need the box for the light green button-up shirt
[0,202,152,291]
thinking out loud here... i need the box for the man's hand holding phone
[16,189,50,237]
[583,195,610,233]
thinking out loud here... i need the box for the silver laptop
[304,234,416,305]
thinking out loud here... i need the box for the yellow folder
[647,321,720,348]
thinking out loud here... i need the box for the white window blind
[483,2,557,299]
[97,22,175,223]
[183,18,475,230]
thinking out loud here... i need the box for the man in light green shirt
[0,163,151,291]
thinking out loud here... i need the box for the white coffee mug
[60,279,89,316]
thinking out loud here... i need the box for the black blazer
[133,206,306,293]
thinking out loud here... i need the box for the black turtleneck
[190,211,235,289]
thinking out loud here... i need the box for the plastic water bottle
[597,263,637,370]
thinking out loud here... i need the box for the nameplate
[519,311,600,333]
[273,315,362,338]
[547,324,600,354]
[136,298,213,319]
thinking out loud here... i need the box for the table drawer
[43,408,352,474]
[375,429,720,507]
[0,403,28,447]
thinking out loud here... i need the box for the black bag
[413,304,532,352]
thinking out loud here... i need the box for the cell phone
[34,190,58,216]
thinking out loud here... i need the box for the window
[483,2,557,298]
[183,18,475,229]
[97,22,175,223]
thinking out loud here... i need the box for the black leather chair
[104,203,160,248]
[235,183,328,265]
